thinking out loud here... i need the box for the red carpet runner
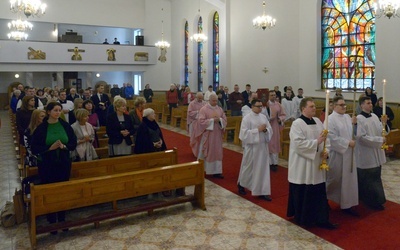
[162,128,400,249]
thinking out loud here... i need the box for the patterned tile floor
[1,111,399,249]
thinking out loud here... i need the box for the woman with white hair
[106,97,135,157]
[134,108,167,154]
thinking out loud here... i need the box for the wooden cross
[68,46,85,61]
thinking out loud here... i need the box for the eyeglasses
[253,105,263,108]
[335,104,346,107]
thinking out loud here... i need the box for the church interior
[1,0,400,249]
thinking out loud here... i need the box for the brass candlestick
[381,114,389,150]
[319,129,330,171]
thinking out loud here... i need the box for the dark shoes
[342,207,359,217]
[213,174,224,179]
[259,195,272,201]
[50,231,58,235]
[316,222,338,230]
[270,165,278,172]
[237,183,246,195]
[372,204,385,211]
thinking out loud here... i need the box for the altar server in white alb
[355,96,387,210]
[237,99,273,201]
[287,97,337,229]
[327,96,359,216]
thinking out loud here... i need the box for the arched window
[321,0,375,90]
[213,12,220,91]
[184,21,189,86]
[197,16,204,92]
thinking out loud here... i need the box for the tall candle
[382,79,386,115]
[325,90,330,129]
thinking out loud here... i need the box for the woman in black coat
[134,108,167,154]
[31,102,77,231]
[106,97,135,157]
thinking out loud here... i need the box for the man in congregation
[287,97,337,229]
[196,94,227,178]
[229,84,244,116]
[241,92,258,117]
[90,84,110,126]
[187,92,207,157]
[237,99,273,201]
[241,84,252,106]
[355,96,387,210]
[264,90,286,172]
[327,96,359,216]
[67,87,81,101]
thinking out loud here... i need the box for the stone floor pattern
[1,111,399,249]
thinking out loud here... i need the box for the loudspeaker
[136,36,144,46]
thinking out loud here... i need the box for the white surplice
[355,113,386,169]
[288,117,326,185]
[327,111,358,209]
[238,112,273,196]
[282,98,297,121]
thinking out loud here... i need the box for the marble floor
[0,111,399,250]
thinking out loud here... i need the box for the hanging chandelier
[253,1,276,30]
[374,0,400,18]
[190,1,207,43]
[8,31,29,41]
[155,21,170,49]
[10,0,47,18]
[7,19,33,41]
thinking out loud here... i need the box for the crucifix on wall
[68,46,85,61]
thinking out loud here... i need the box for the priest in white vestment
[287,97,337,229]
[237,99,273,201]
[196,94,227,178]
[187,92,207,157]
[292,88,304,118]
[355,96,387,210]
[327,96,359,216]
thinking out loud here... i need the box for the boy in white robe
[287,97,337,229]
[327,96,359,216]
[237,99,273,201]
[355,96,387,210]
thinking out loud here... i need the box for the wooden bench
[224,116,242,142]
[170,107,183,127]
[161,104,171,124]
[26,148,178,179]
[29,160,205,249]
[280,127,290,160]
[386,129,400,158]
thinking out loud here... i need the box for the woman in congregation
[83,99,100,147]
[48,89,59,102]
[182,86,194,105]
[365,87,378,106]
[143,83,154,103]
[134,108,167,154]
[31,102,77,233]
[23,109,46,167]
[68,98,84,125]
[129,97,146,132]
[10,89,21,114]
[16,96,36,145]
[71,109,98,161]
[106,97,135,157]
[373,97,395,129]
[36,89,48,107]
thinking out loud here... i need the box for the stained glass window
[321,0,375,90]
[184,21,189,86]
[197,16,204,92]
[213,12,220,91]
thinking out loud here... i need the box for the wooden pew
[280,127,290,160]
[386,129,400,158]
[170,107,183,127]
[26,148,178,180]
[161,104,171,124]
[29,160,205,249]
[224,116,242,142]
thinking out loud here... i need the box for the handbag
[13,189,27,224]
[1,201,16,228]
